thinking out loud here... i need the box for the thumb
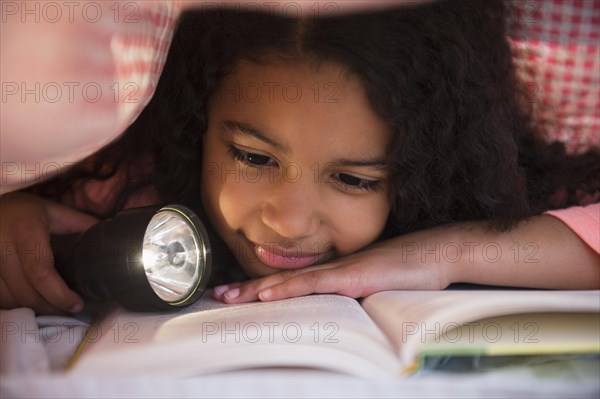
[45,201,100,234]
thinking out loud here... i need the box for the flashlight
[51,204,212,311]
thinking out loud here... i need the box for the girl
[1,0,598,314]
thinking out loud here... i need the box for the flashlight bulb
[142,209,204,304]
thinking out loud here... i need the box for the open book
[68,290,600,378]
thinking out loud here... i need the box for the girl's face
[201,59,392,277]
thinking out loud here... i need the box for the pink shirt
[546,204,600,254]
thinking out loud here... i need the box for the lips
[245,239,332,270]
[254,245,319,269]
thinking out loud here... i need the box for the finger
[1,253,64,314]
[16,224,83,313]
[0,238,41,308]
[212,282,242,301]
[0,278,19,309]
[219,269,304,304]
[45,201,100,234]
[223,265,337,304]
[258,268,350,302]
[221,280,262,303]
[219,278,277,303]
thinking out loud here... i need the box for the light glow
[142,210,203,303]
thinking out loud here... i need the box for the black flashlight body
[51,205,213,311]
[51,231,111,302]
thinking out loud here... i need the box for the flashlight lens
[142,210,203,303]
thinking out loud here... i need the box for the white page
[361,290,600,367]
[71,294,401,378]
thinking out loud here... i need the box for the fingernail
[70,303,83,313]
[213,285,229,297]
[224,288,239,301]
[259,289,272,301]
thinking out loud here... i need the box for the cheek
[201,142,236,231]
[202,158,263,231]
[331,194,390,255]
[218,178,259,229]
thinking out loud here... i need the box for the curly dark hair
[34,0,600,238]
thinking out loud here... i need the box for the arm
[214,210,599,304]
[450,212,599,289]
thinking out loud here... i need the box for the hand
[213,214,600,304]
[0,192,99,314]
[212,235,452,304]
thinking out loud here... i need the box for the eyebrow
[333,158,388,170]
[222,120,289,153]
[221,119,388,170]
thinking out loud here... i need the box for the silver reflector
[142,209,203,303]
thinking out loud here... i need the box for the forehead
[210,59,392,158]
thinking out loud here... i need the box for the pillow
[1,1,181,194]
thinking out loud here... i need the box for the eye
[332,172,382,193]
[228,146,278,167]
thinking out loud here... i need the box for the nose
[261,178,321,240]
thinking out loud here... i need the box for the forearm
[429,215,600,289]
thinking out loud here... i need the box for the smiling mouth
[244,238,335,270]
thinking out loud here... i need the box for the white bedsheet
[1,308,598,399]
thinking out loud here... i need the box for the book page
[361,290,600,367]
[419,312,600,357]
[71,293,401,378]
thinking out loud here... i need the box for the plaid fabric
[3,0,598,194]
[111,1,181,132]
[507,0,600,153]
[122,1,599,152]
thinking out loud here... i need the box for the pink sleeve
[546,204,600,254]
